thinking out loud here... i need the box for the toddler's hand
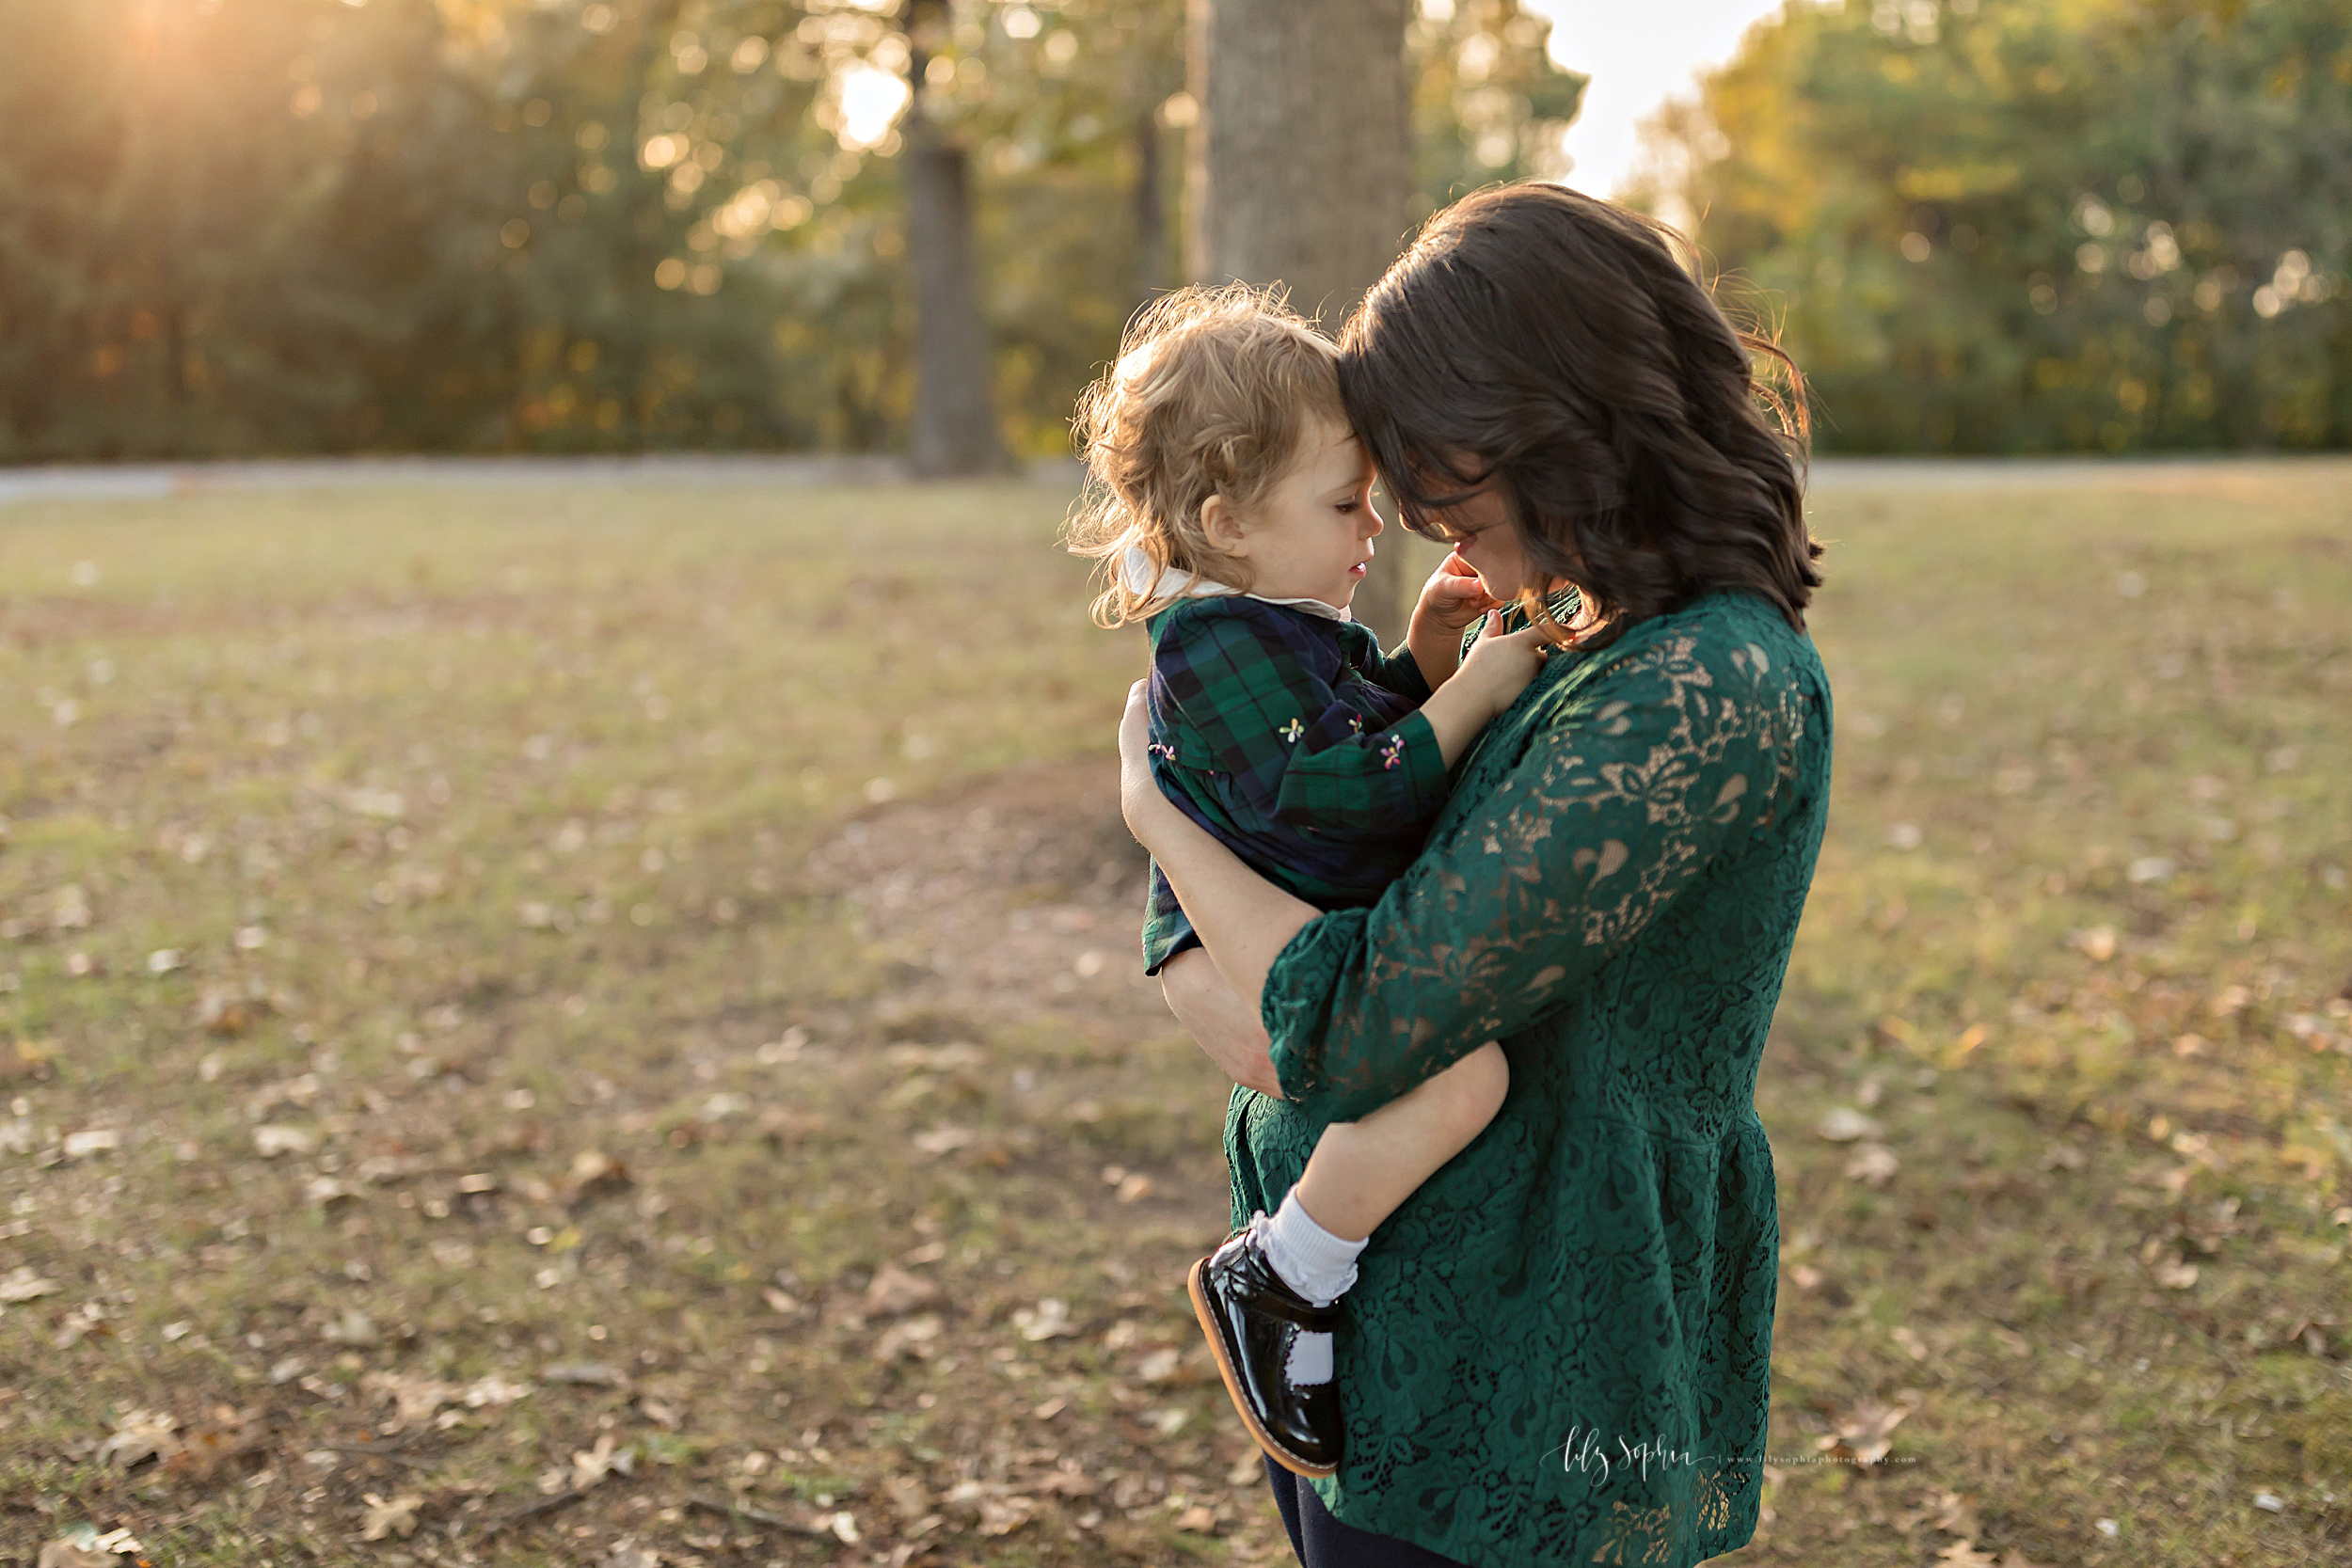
[1406,551,1502,689]
[1452,610,1550,717]
[1411,551,1502,638]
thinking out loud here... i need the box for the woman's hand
[1406,549,1502,689]
[1117,677,1180,851]
[1160,947,1285,1098]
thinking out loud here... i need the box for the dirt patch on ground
[803,755,1172,1046]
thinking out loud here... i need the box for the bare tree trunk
[1186,0,1417,638]
[903,1,1013,478]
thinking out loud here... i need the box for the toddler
[1063,283,1548,1478]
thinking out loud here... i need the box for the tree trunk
[1185,0,1418,640]
[903,1,1013,478]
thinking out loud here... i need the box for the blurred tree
[1185,0,1582,636]
[1645,0,2352,452]
[1409,0,1587,222]
[904,0,1015,474]
[1189,0,1417,636]
[0,0,1595,464]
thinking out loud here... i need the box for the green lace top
[1226,588,1833,1567]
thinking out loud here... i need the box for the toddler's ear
[1200,495,1248,558]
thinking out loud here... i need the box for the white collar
[1119,546,1353,624]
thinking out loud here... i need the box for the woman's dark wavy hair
[1338,182,1820,641]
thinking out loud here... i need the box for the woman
[1119,182,1833,1567]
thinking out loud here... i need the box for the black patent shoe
[1186,1220,1344,1477]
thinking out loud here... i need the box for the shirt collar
[1119,546,1353,624]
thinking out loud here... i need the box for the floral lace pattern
[1227,591,1834,1567]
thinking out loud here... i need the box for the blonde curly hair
[1063,282,1348,628]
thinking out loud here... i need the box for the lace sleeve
[1260,626,1805,1122]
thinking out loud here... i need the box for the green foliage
[1409,0,1587,222]
[1656,0,2352,452]
[0,0,1579,462]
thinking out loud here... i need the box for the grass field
[1,464,2348,1568]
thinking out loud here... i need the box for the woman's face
[1418,474,1535,602]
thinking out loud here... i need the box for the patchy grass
[0,464,2347,1568]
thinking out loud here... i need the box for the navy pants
[1263,1456,1470,1567]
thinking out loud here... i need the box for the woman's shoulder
[1571,590,1824,703]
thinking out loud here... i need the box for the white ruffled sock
[1252,1190,1365,1386]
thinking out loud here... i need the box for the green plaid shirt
[1140,586,1586,974]
[1139,595,1447,973]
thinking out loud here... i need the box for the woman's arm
[1256,623,1822,1122]
[1157,947,1283,1098]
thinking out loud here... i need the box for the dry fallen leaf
[253,1124,317,1159]
[0,1266,60,1304]
[362,1371,460,1431]
[1174,1503,1219,1532]
[976,1496,1037,1537]
[863,1262,943,1317]
[166,1405,266,1481]
[1816,1397,1913,1465]
[909,1124,975,1156]
[873,1313,944,1364]
[2072,926,2118,962]
[1936,1542,1999,1568]
[571,1433,637,1490]
[95,1408,179,1471]
[1815,1106,1884,1143]
[1844,1143,1900,1187]
[36,1527,141,1568]
[38,1542,120,1568]
[1928,1487,1981,1538]
[882,1473,932,1520]
[359,1492,421,1541]
[561,1148,630,1206]
[1012,1298,1077,1341]
[1036,1465,1096,1497]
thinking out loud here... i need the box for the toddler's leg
[1187,1040,1509,1478]
[1254,1039,1509,1313]
[1293,1038,1509,1243]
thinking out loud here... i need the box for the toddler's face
[1226,416,1383,610]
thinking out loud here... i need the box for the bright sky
[1520,0,1796,198]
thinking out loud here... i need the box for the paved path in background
[3,451,2349,506]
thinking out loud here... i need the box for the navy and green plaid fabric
[1139,596,1448,974]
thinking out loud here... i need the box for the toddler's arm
[1405,552,1505,690]
[1157,599,1546,845]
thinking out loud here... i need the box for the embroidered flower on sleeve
[1147,741,1179,762]
[1379,734,1405,770]
[1279,718,1306,743]
[1348,716,1364,735]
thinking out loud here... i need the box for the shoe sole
[1186,1254,1340,1479]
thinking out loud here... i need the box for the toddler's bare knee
[1462,1038,1510,1118]
[1428,1039,1509,1140]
